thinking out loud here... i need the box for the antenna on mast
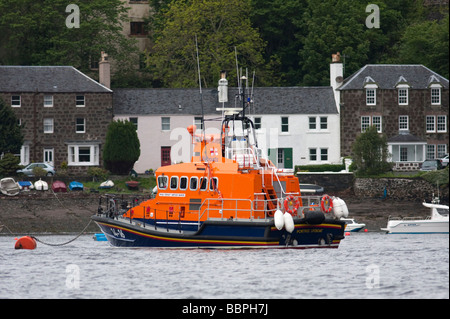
[195,34,205,161]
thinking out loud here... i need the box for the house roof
[387,132,427,144]
[0,66,112,93]
[113,86,338,116]
[339,65,449,90]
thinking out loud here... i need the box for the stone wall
[297,172,448,202]
[297,172,354,193]
[354,177,448,201]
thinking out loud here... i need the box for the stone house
[0,65,113,174]
[338,64,449,170]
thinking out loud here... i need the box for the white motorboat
[341,218,366,232]
[381,200,449,234]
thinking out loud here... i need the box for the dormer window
[366,88,376,105]
[398,88,408,105]
[431,87,441,105]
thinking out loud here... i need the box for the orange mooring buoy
[14,236,37,250]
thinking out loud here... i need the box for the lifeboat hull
[92,215,345,249]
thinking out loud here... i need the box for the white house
[113,83,341,173]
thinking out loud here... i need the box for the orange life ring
[320,195,333,213]
[284,195,300,216]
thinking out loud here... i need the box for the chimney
[330,52,343,112]
[99,51,110,89]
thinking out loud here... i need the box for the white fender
[284,212,295,233]
[332,197,343,219]
[274,209,284,230]
[341,199,349,218]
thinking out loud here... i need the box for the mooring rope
[31,219,94,246]
[1,189,96,247]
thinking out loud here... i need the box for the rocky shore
[2,188,446,235]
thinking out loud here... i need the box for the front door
[161,146,171,167]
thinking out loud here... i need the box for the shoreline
[0,191,446,235]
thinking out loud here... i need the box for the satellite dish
[336,76,343,83]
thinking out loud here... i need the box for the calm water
[0,232,448,299]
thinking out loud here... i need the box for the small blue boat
[18,181,34,191]
[69,181,83,191]
[93,233,107,241]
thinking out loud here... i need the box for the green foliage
[393,13,449,79]
[421,166,449,187]
[0,98,24,155]
[87,167,110,181]
[146,0,267,88]
[351,126,392,176]
[103,120,141,175]
[0,153,21,177]
[32,166,47,177]
[0,0,139,75]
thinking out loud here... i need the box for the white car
[440,154,449,167]
[17,163,56,176]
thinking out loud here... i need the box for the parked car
[17,163,56,176]
[439,154,449,167]
[420,159,443,171]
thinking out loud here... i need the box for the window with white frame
[76,118,85,133]
[361,116,371,132]
[309,117,316,130]
[44,95,53,107]
[281,117,289,133]
[437,115,447,133]
[194,117,203,130]
[431,87,441,105]
[366,88,376,105]
[426,116,435,132]
[161,117,170,131]
[320,148,328,161]
[68,144,99,165]
[43,118,54,133]
[372,116,382,133]
[437,144,447,158]
[129,117,138,130]
[11,95,21,107]
[399,115,409,131]
[320,117,328,130]
[309,148,317,161]
[361,116,382,133]
[426,144,435,160]
[400,147,408,162]
[76,95,85,107]
[398,88,408,105]
[254,117,261,129]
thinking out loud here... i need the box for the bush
[0,153,21,176]
[103,120,141,175]
[295,163,345,173]
[87,167,109,181]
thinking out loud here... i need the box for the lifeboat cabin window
[190,177,198,190]
[209,177,219,191]
[158,175,168,190]
[180,176,188,190]
[200,177,208,191]
[170,176,178,190]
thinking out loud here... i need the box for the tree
[394,13,449,79]
[351,126,391,176]
[146,0,267,88]
[103,120,141,175]
[0,0,138,75]
[0,98,23,155]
